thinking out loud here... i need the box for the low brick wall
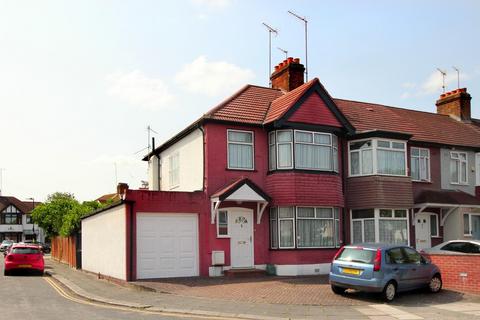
[425,253,480,294]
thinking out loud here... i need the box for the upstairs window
[168,153,179,189]
[227,130,254,170]
[411,147,430,181]
[26,214,33,224]
[268,129,338,172]
[349,139,406,177]
[450,151,467,184]
[1,205,21,225]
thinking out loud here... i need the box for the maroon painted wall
[411,146,442,199]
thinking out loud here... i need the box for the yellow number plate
[18,264,32,268]
[342,268,360,275]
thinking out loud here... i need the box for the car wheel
[4,270,10,276]
[428,274,442,293]
[331,285,346,295]
[381,281,397,302]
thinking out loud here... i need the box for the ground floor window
[351,208,409,245]
[270,206,341,249]
[464,213,480,239]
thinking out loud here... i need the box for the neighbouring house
[81,57,480,281]
[0,196,45,243]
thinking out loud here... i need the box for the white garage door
[136,213,199,279]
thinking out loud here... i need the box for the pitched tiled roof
[415,189,480,206]
[205,85,283,124]
[211,177,271,201]
[0,196,41,213]
[264,78,318,123]
[335,99,480,148]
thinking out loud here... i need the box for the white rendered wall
[160,129,203,192]
[148,155,160,191]
[82,205,126,280]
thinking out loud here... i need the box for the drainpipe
[129,201,134,281]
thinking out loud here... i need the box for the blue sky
[0,0,479,201]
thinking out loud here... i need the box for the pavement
[44,257,480,319]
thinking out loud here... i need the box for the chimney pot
[436,87,472,121]
[270,57,305,91]
[116,183,129,197]
[287,57,294,63]
[293,58,300,63]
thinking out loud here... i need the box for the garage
[136,213,199,279]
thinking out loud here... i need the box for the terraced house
[81,58,480,281]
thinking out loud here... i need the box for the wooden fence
[51,235,78,269]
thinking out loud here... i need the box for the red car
[4,244,44,276]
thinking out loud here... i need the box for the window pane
[411,148,420,156]
[379,220,408,244]
[333,146,338,172]
[297,219,333,247]
[380,209,392,217]
[350,151,360,175]
[352,220,362,243]
[334,208,339,219]
[392,142,405,150]
[228,144,253,169]
[295,144,331,170]
[269,131,275,144]
[394,210,407,218]
[269,144,276,170]
[377,150,405,175]
[270,207,277,219]
[279,220,294,247]
[461,162,467,182]
[270,219,278,248]
[316,208,333,219]
[350,140,371,150]
[297,207,315,218]
[335,219,340,247]
[430,215,438,237]
[278,144,292,168]
[314,133,331,145]
[378,140,390,148]
[277,131,292,142]
[228,131,252,143]
[403,247,421,264]
[459,153,467,160]
[420,149,429,157]
[464,214,470,234]
[451,159,459,183]
[219,211,228,224]
[362,149,373,174]
[295,131,313,143]
[364,220,375,242]
[411,158,419,180]
[279,207,294,218]
[352,209,374,219]
[387,248,407,264]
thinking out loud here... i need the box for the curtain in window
[379,220,408,244]
[295,144,331,169]
[277,144,292,168]
[279,220,294,247]
[351,151,360,175]
[269,144,276,170]
[228,144,252,169]
[377,150,405,175]
[270,219,278,248]
[362,150,373,174]
[411,157,419,180]
[451,159,459,183]
[352,220,362,243]
[364,219,375,242]
[297,219,333,247]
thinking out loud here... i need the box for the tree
[31,192,107,237]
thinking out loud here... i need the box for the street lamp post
[26,197,36,242]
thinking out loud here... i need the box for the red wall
[426,253,480,294]
[288,93,342,127]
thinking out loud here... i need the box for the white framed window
[411,147,430,182]
[168,153,179,189]
[351,208,409,245]
[450,151,468,185]
[25,214,33,224]
[430,214,439,237]
[476,153,480,186]
[217,210,229,237]
[464,213,471,236]
[227,129,254,170]
[268,129,338,172]
[349,139,407,177]
[270,206,341,249]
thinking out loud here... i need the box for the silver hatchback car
[329,243,442,301]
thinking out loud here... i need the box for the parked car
[4,244,45,276]
[0,240,14,252]
[329,243,442,302]
[422,240,480,254]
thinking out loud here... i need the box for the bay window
[450,151,468,184]
[351,208,409,245]
[349,139,407,176]
[411,147,430,181]
[227,130,254,170]
[270,206,341,249]
[268,129,338,172]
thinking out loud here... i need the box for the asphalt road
[0,257,206,320]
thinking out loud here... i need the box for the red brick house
[81,58,480,281]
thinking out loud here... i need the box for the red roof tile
[415,189,480,206]
[0,196,41,213]
[335,99,480,148]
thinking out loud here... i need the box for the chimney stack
[117,182,129,198]
[436,88,472,121]
[270,57,305,92]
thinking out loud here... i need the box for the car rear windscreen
[11,247,41,254]
[336,248,375,264]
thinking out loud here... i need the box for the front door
[415,214,431,250]
[472,215,480,240]
[230,210,254,268]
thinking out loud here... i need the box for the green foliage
[31,192,109,237]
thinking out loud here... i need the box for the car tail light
[332,246,344,261]
[6,255,14,261]
[373,248,382,272]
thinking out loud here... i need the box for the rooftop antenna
[147,125,159,154]
[288,10,308,81]
[452,66,460,89]
[262,22,278,86]
[277,47,288,59]
[437,68,447,93]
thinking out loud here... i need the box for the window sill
[348,174,409,178]
[225,168,257,172]
[451,183,469,186]
[412,180,432,184]
[268,169,339,176]
[216,235,230,239]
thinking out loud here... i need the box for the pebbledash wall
[426,253,480,294]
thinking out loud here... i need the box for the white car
[0,240,14,252]
[422,240,480,254]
